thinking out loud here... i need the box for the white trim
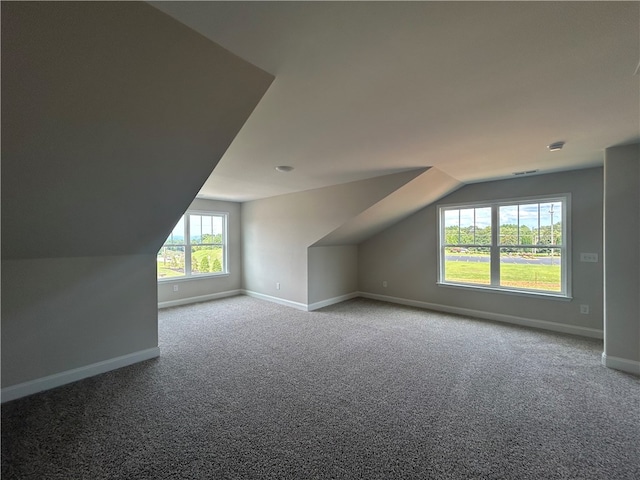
[242,290,309,311]
[308,292,359,311]
[358,292,603,339]
[157,210,229,281]
[601,353,640,376]
[158,273,230,284]
[158,289,242,309]
[436,281,572,300]
[1,347,160,403]
[437,193,571,210]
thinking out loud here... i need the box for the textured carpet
[2,296,640,479]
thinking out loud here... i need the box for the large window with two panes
[439,195,569,297]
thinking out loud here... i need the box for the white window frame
[157,210,228,281]
[437,194,571,299]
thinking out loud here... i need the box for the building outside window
[157,212,227,280]
[438,195,569,297]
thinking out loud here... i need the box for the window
[439,195,569,297]
[157,212,228,280]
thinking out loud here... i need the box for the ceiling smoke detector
[275,165,294,173]
[547,141,565,152]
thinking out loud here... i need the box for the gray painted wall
[604,144,640,370]
[157,199,242,304]
[1,2,272,390]
[359,168,604,332]
[2,2,273,260]
[241,170,423,305]
[2,255,158,387]
[308,246,358,306]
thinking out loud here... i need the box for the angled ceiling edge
[311,168,463,246]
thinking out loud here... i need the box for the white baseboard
[1,347,160,403]
[158,289,242,309]
[308,292,359,311]
[602,353,640,376]
[242,290,309,311]
[358,292,604,339]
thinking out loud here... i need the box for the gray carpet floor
[2,296,640,479]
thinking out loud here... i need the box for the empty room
[2,2,639,479]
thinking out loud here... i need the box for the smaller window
[157,211,228,280]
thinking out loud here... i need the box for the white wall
[1,2,273,261]
[603,143,640,374]
[158,199,243,306]
[2,255,158,387]
[1,2,272,397]
[359,168,604,337]
[241,170,423,305]
[308,246,358,308]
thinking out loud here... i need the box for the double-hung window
[439,195,569,297]
[157,212,228,280]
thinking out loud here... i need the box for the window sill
[436,281,572,301]
[158,273,229,284]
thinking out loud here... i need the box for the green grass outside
[445,260,561,291]
[157,247,223,278]
[157,266,184,278]
[445,262,491,285]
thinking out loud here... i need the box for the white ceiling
[151,1,640,202]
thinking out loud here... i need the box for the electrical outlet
[276,282,280,290]
[173,285,179,292]
[580,304,589,314]
[580,253,598,263]
[382,281,388,288]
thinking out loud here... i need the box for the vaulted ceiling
[152,1,640,202]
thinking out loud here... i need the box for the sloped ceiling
[152,1,639,202]
[313,167,462,246]
[1,2,273,259]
